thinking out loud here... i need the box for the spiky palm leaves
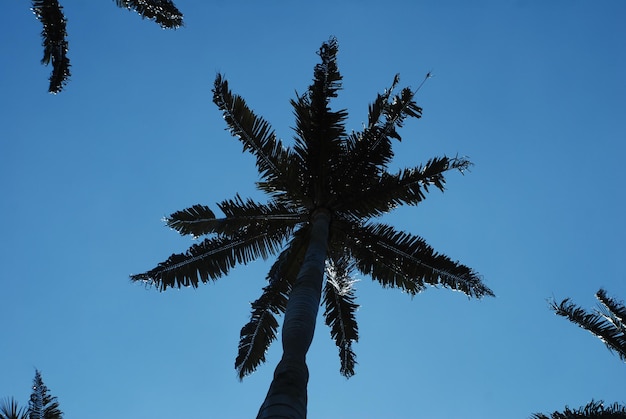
[29,0,182,93]
[551,289,626,361]
[132,37,493,381]
[31,0,70,93]
[0,398,28,419]
[532,399,626,418]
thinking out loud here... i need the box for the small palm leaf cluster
[132,37,493,379]
[532,399,626,419]
[29,0,183,93]
[551,289,626,361]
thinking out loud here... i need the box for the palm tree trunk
[257,209,331,419]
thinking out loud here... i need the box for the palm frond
[291,37,347,205]
[113,0,183,28]
[0,398,28,419]
[323,256,359,377]
[236,230,309,378]
[130,229,287,290]
[531,399,626,418]
[213,74,291,185]
[167,196,304,238]
[31,0,71,93]
[333,156,472,218]
[345,222,493,298]
[346,74,422,165]
[551,290,626,362]
[596,289,626,333]
[236,276,290,380]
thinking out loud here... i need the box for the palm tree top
[132,37,493,378]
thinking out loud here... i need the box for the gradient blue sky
[1,1,625,418]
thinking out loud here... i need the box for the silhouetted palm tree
[28,370,63,419]
[132,37,494,418]
[551,289,626,361]
[0,370,62,419]
[29,0,183,93]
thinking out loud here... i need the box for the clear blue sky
[1,1,625,418]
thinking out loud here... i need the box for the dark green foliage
[551,289,626,361]
[531,399,626,418]
[28,370,63,419]
[133,37,493,379]
[30,0,70,93]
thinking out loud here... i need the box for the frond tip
[114,0,184,28]
[31,0,71,93]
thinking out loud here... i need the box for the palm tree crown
[132,38,493,384]
[133,37,494,417]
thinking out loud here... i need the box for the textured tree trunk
[256,209,330,419]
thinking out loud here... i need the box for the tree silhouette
[28,370,63,419]
[0,370,62,419]
[132,37,493,418]
[29,0,183,93]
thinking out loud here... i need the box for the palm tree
[550,289,626,361]
[531,399,626,418]
[28,370,63,419]
[0,398,28,419]
[29,0,183,93]
[131,37,494,418]
[0,370,62,419]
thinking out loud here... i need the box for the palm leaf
[323,256,359,377]
[333,156,472,218]
[551,289,626,362]
[236,276,290,380]
[596,289,626,333]
[345,75,423,168]
[213,74,292,185]
[131,228,288,290]
[31,0,71,93]
[291,37,347,206]
[532,399,626,418]
[346,222,493,298]
[113,0,183,28]
[0,398,28,419]
[167,196,304,238]
[236,230,309,378]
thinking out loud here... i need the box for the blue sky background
[1,1,625,418]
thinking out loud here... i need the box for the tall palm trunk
[257,209,331,419]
